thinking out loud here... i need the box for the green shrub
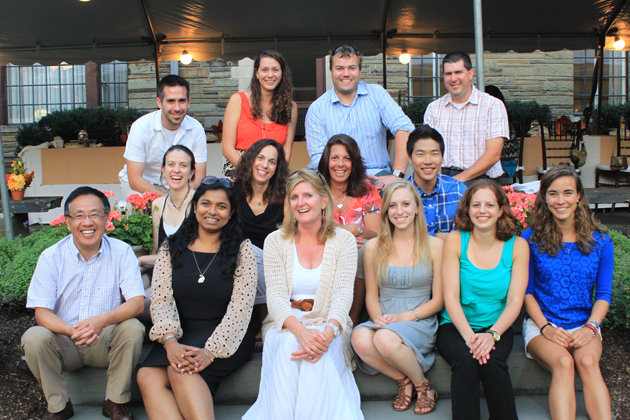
[589,104,624,135]
[15,123,54,152]
[505,100,552,130]
[402,99,433,125]
[0,226,70,303]
[604,230,630,330]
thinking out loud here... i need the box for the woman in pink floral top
[319,134,381,326]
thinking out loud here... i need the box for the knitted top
[262,227,358,368]
[522,229,613,329]
[148,240,257,358]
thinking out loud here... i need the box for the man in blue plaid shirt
[406,125,467,239]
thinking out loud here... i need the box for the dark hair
[530,166,606,256]
[161,144,196,181]
[443,52,473,71]
[318,134,369,198]
[485,85,505,103]
[406,124,445,157]
[64,186,110,216]
[329,45,363,70]
[250,50,293,125]
[168,181,243,278]
[157,75,190,100]
[454,179,518,241]
[233,139,288,206]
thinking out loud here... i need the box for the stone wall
[472,50,574,117]
[361,54,410,105]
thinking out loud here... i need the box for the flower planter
[131,245,149,258]
[11,189,25,201]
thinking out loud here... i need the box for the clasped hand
[543,325,593,349]
[374,313,401,326]
[165,341,213,374]
[291,327,332,363]
[467,333,496,365]
[71,314,107,347]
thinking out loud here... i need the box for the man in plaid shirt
[406,125,466,239]
[424,52,509,187]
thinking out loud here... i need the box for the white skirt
[522,317,602,359]
[242,311,364,420]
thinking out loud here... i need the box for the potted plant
[211,120,223,142]
[505,101,552,137]
[114,113,133,143]
[502,185,537,233]
[402,99,434,126]
[5,158,35,201]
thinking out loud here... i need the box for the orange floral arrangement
[6,158,34,192]
[502,185,537,232]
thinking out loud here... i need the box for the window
[101,61,129,109]
[6,63,86,124]
[574,50,628,112]
[408,53,445,101]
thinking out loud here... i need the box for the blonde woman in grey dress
[351,180,443,415]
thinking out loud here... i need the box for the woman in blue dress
[351,180,443,414]
[522,166,612,420]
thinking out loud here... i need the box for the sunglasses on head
[332,45,358,55]
[201,176,233,189]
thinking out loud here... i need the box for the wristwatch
[392,169,405,179]
[326,323,341,338]
[486,329,501,342]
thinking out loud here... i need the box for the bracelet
[162,334,177,346]
[582,324,597,336]
[587,320,600,329]
[539,322,553,335]
[412,308,420,322]
[203,348,215,363]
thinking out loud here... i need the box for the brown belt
[290,299,314,312]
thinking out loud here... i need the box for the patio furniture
[536,121,581,179]
[595,123,630,217]
[0,195,63,237]
[498,122,527,184]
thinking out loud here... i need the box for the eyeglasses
[66,213,107,221]
[332,45,358,55]
[201,176,233,189]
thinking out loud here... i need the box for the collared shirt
[407,174,467,236]
[424,85,509,178]
[118,110,208,187]
[305,82,415,174]
[26,235,146,326]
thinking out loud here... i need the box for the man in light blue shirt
[305,45,415,190]
[21,187,145,420]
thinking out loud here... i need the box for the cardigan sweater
[262,227,358,368]
[148,240,257,358]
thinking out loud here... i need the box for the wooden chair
[595,122,630,216]
[498,122,527,184]
[536,121,581,179]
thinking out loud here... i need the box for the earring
[292,217,297,226]
[321,210,326,222]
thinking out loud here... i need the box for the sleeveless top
[441,230,516,330]
[235,92,288,150]
[235,188,284,249]
[157,199,184,247]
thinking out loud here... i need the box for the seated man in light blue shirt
[305,45,415,191]
[406,125,467,239]
[21,187,146,420]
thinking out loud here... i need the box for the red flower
[50,215,66,226]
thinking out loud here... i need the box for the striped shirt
[408,174,467,236]
[424,85,509,178]
[305,82,415,174]
[26,235,145,326]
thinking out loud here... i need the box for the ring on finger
[308,356,313,360]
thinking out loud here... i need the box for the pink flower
[50,215,66,226]
[126,193,146,211]
[142,191,160,203]
[101,190,115,197]
[108,210,122,222]
[106,221,115,232]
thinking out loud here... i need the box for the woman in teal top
[437,179,529,420]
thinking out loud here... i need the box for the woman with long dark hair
[522,166,612,420]
[137,177,258,420]
[222,50,297,176]
[437,179,529,420]
[318,134,381,326]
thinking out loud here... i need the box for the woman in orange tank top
[222,50,297,177]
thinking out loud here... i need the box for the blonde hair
[280,169,336,243]
[373,180,432,285]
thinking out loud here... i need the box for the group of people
[19,44,613,420]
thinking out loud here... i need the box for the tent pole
[473,0,485,91]
[0,130,14,240]
[154,42,160,89]
[382,34,387,89]
[380,0,391,89]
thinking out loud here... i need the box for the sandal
[414,380,437,415]
[392,376,416,412]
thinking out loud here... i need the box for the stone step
[69,394,598,420]
[62,335,581,407]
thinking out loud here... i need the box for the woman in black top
[233,139,288,346]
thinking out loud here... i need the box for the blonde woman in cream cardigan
[243,169,364,420]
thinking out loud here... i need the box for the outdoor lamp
[614,37,625,50]
[180,50,192,65]
[399,53,411,65]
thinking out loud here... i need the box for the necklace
[192,249,218,283]
[332,194,347,209]
[169,185,190,211]
[261,122,270,139]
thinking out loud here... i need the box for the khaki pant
[21,318,145,413]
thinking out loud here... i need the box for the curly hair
[249,50,293,125]
[529,166,606,256]
[233,139,288,206]
[168,180,243,279]
[317,134,369,198]
[279,169,336,244]
[454,179,518,241]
